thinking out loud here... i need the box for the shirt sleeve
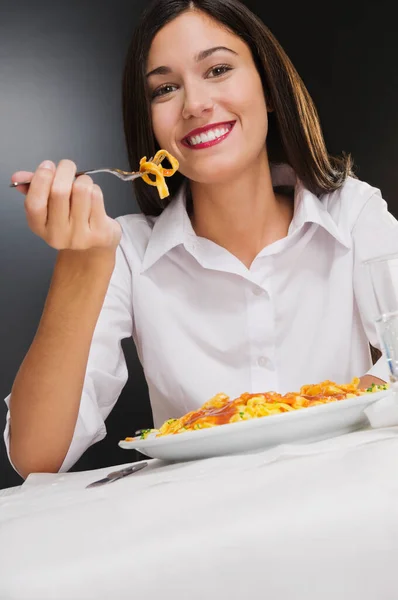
[352,191,398,382]
[3,234,134,474]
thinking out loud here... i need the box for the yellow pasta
[139,150,179,199]
[127,378,388,440]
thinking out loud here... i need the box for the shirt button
[257,356,268,368]
[253,287,265,296]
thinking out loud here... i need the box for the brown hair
[122,0,352,216]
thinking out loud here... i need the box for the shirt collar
[141,165,351,272]
[273,164,351,249]
[141,181,194,273]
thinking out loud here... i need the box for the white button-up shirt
[4,165,398,471]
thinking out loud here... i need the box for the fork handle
[9,170,91,188]
[9,169,121,188]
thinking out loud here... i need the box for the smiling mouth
[182,121,235,149]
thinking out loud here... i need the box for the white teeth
[187,125,231,146]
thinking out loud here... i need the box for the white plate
[118,389,390,461]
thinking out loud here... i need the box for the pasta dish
[125,378,388,440]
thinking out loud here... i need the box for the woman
[5,0,397,478]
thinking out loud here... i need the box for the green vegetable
[366,383,388,393]
[139,429,153,440]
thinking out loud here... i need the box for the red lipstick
[181,120,236,150]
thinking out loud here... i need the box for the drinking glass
[366,254,398,383]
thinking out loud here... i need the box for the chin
[185,157,244,186]
[187,171,234,186]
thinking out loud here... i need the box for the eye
[151,84,178,99]
[207,64,233,79]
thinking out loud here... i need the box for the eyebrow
[146,46,238,78]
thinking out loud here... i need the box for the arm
[5,159,132,478]
[8,249,114,477]
[6,241,133,477]
[353,191,398,386]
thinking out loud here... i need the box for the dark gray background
[1,0,397,489]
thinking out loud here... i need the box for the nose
[181,82,214,120]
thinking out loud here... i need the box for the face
[146,10,269,185]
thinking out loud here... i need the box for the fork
[9,157,155,188]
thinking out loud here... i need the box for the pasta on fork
[139,150,179,199]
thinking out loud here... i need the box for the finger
[46,159,77,229]
[10,171,34,196]
[69,175,94,240]
[24,161,56,234]
[88,184,107,230]
[89,185,121,247]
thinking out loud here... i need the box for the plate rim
[118,388,390,451]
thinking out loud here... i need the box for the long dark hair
[122,0,352,216]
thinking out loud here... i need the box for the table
[1,427,398,600]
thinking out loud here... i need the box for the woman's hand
[358,374,386,390]
[11,159,122,251]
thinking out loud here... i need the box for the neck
[189,156,294,268]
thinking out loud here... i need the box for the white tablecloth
[1,427,398,600]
